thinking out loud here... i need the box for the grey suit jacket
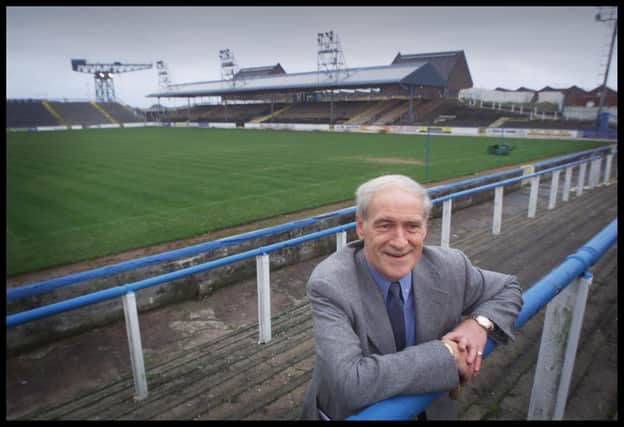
[300,240,523,420]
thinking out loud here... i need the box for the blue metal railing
[6,150,613,329]
[6,223,352,328]
[7,146,610,302]
[348,219,617,420]
[431,156,601,205]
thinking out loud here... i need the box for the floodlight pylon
[156,60,172,92]
[594,6,617,128]
[317,30,349,83]
[219,48,240,87]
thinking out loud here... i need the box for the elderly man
[301,174,523,420]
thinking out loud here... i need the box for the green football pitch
[6,127,610,276]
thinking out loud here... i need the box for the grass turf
[6,127,610,276]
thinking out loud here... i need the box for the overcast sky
[6,6,618,109]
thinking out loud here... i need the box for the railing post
[528,176,539,218]
[256,253,272,344]
[553,272,593,420]
[562,166,573,202]
[588,158,600,190]
[521,164,535,187]
[122,291,148,401]
[336,231,347,251]
[576,162,587,196]
[594,158,602,188]
[603,154,613,185]
[492,186,503,235]
[548,170,560,210]
[441,199,452,248]
[527,272,591,420]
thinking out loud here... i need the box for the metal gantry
[71,59,153,103]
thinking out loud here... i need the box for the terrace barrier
[348,218,617,420]
[5,146,617,402]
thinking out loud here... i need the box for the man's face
[356,186,428,282]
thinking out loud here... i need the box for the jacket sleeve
[456,249,524,344]
[307,274,459,416]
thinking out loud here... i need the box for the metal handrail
[431,155,602,204]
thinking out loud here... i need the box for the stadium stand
[400,98,520,127]
[47,102,116,126]
[345,99,403,125]
[166,103,279,124]
[6,99,60,128]
[270,101,372,124]
[98,103,145,123]
[371,100,409,125]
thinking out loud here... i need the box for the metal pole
[122,291,148,401]
[527,273,581,419]
[562,166,573,202]
[498,126,504,167]
[548,170,561,210]
[336,231,347,251]
[588,159,597,190]
[256,254,272,344]
[603,154,613,184]
[441,199,452,248]
[492,186,503,235]
[424,126,431,182]
[595,12,617,129]
[528,176,540,218]
[553,272,593,420]
[576,162,587,196]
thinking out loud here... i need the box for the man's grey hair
[355,174,432,222]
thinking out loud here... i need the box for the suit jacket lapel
[412,255,449,343]
[354,249,397,354]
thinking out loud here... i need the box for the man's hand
[442,338,474,386]
[442,318,488,377]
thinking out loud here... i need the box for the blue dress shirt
[364,262,416,348]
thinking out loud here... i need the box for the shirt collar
[364,260,412,303]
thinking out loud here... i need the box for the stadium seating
[168,103,278,123]
[6,100,60,128]
[98,103,145,123]
[270,101,373,124]
[47,102,115,126]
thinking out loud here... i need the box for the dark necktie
[387,281,406,351]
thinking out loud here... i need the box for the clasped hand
[441,318,488,385]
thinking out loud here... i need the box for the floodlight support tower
[317,30,349,126]
[317,30,349,84]
[595,6,617,128]
[219,48,240,86]
[71,59,153,103]
[155,60,172,92]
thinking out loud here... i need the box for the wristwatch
[471,314,496,333]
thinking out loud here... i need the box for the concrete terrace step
[23,302,314,420]
[11,182,618,420]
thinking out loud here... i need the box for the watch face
[475,315,493,331]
